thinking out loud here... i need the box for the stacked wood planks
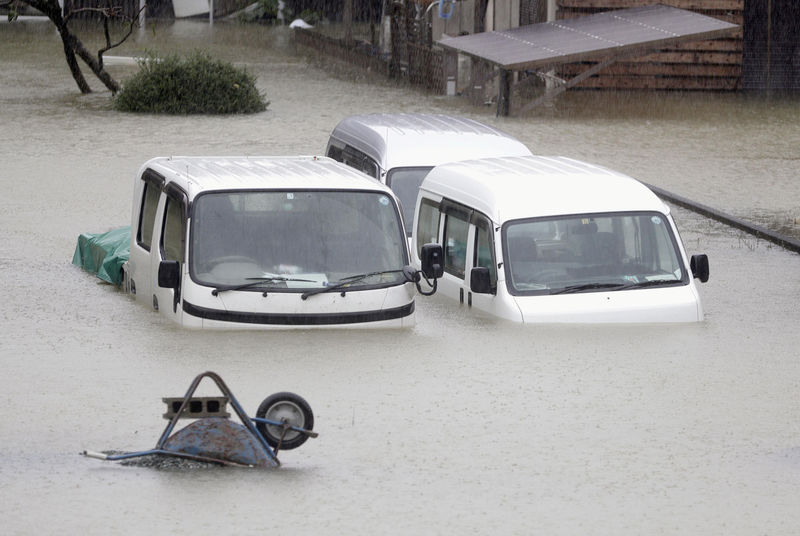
[556,0,743,90]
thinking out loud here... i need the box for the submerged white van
[325,113,533,232]
[125,156,441,329]
[410,156,710,323]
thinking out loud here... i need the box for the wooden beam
[556,0,743,10]
[558,9,743,25]
[627,51,742,64]
[559,75,740,89]
[558,62,742,77]
[518,55,619,113]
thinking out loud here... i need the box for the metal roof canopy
[437,4,740,115]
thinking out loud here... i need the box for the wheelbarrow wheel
[255,392,314,450]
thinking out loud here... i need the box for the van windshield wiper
[629,279,683,289]
[551,278,683,295]
[551,282,629,294]
[212,276,315,295]
[301,269,405,300]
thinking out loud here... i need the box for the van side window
[342,146,380,179]
[443,213,469,279]
[474,218,496,287]
[386,167,432,230]
[137,181,161,251]
[162,196,186,262]
[416,199,441,258]
[327,145,343,161]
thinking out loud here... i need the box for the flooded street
[2,18,799,535]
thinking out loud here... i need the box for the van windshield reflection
[191,190,408,292]
[503,212,687,295]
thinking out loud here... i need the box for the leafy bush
[295,8,324,25]
[237,0,324,26]
[113,51,268,114]
[237,0,280,24]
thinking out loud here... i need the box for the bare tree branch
[97,6,145,69]
[65,7,124,24]
[10,0,145,94]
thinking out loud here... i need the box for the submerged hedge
[113,52,269,114]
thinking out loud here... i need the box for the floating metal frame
[154,371,279,466]
[82,371,298,467]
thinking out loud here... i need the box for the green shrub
[237,0,280,24]
[296,9,324,25]
[113,51,269,114]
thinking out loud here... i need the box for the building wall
[742,0,800,91]
[431,0,476,40]
[431,0,523,41]
[486,0,520,31]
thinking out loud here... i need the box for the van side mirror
[690,254,709,283]
[158,260,180,288]
[420,243,444,280]
[470,267,493,294]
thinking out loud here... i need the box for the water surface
[1,18,799,535]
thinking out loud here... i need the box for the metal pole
[547,0,556,22]
[545,0,557,93]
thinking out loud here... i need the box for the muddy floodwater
[1,18,799,535]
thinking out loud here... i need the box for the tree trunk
[58,22,92,93]
[343,0,353,47]
[19,0,122,94]
[66,30,121,93]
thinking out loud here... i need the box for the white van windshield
[503,212,687,295]
[190,190,408,291]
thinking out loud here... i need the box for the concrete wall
[431,0,522,41]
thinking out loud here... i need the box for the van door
[128,169,164,305]
[439,200,472,304]
[152,183,188,323]
[466,214,498,312]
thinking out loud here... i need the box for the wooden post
[389,0,403,78]
[496,68,512,116]
[444,49,458,96]
[343,0,353,47]
[468,0,489,105]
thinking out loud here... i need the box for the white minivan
[325,113,533,233]
[410,155,710,323]
[124,156,441,329]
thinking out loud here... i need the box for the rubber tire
[255,392,314,450]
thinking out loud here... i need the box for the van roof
[328,113,533,172]
[140,156,394,199]
[421,155,670,223]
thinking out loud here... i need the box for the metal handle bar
[250,417,319,438]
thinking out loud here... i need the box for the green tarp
[72,226,131,286]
